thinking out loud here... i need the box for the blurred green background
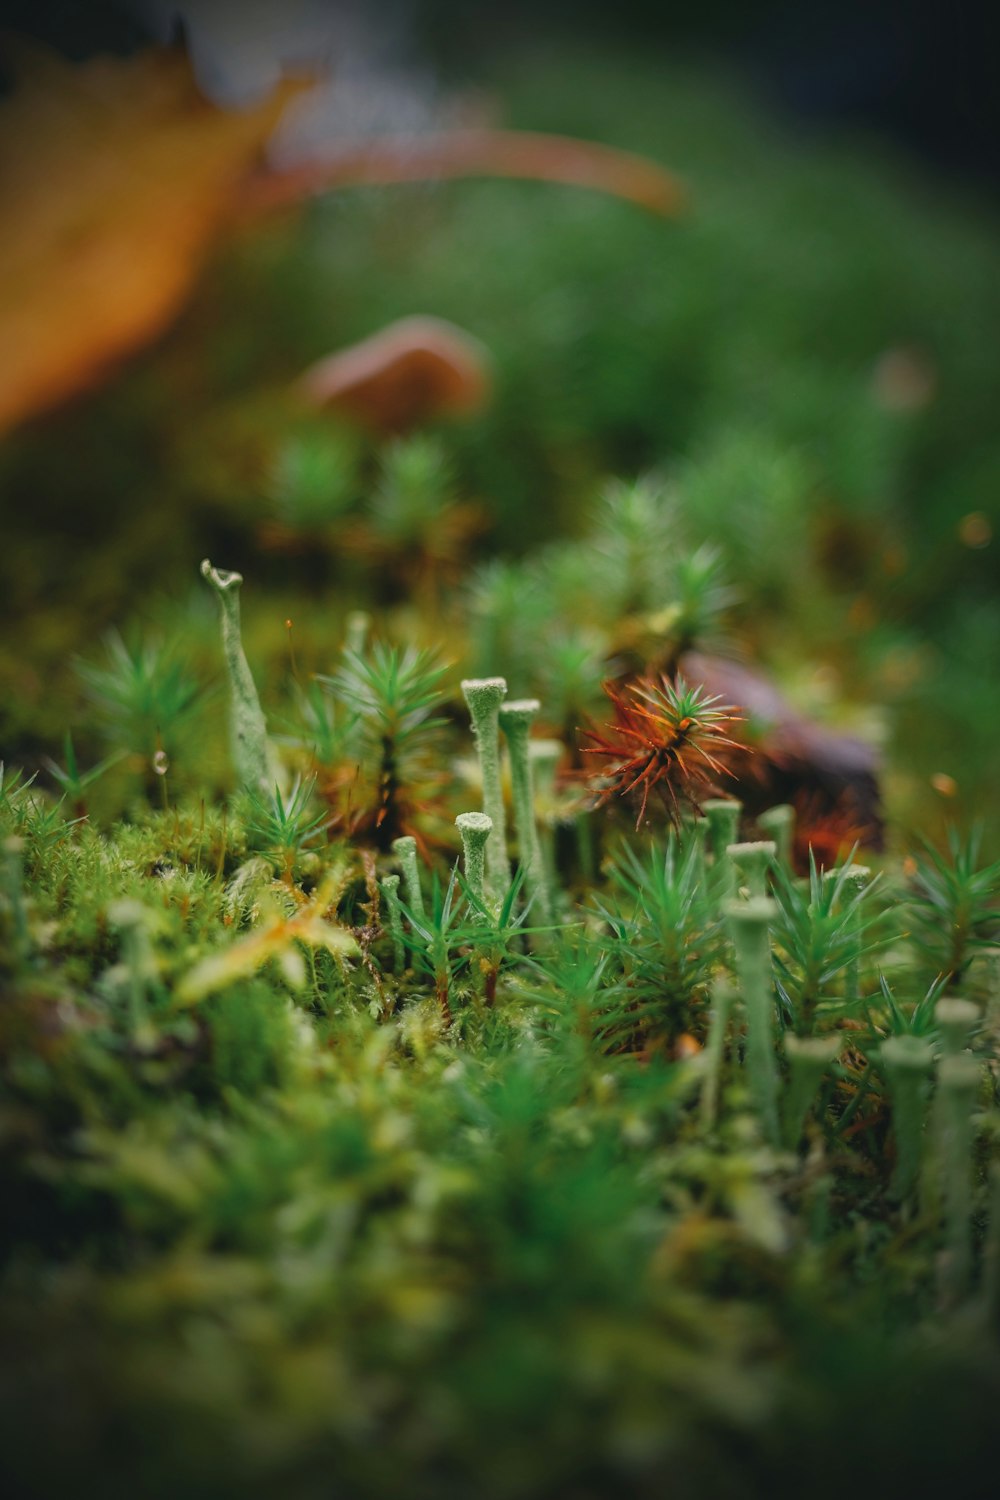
[2,19,999,842]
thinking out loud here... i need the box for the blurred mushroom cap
[298,315,493,432]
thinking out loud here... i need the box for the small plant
[43,731,123,817]
[459,864,533,1005]
[594,830,722,1049]
[265,429,359,530]
[583,672,741,828]
[592,475,676,616]
[276,677,357,768]
[324,641,450,848]
[78,629,202,781]
[770,852,886,1035]
[397,863,469,1026]
[907,826,1000,985]
[244,777,330,883]
[362,436,484,591]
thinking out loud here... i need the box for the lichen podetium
[201,560,279,793]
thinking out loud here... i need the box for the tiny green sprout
[244,777,329,882]
[461,677,510,898]
[392,834,425,921]
[773,855,884,1032]
[77,631,201,777]
[43,732,124,817]
[908,827,1000,985]
[266,429,359,528]
[455,812,492,908]
[726,895,781,1144]
[758,805,795,871]
[881,1034,934,1202]
[728,840,777,898]
[499,698,551,924]
[201,559,276,793]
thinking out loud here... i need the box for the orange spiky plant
[582,674,743,829]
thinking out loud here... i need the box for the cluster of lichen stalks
[200,559,554,917]
[202,560,997,1309]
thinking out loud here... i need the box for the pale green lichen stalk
[499,699,551,923]
[726,896,781,1145]
[461,677,510,898]
[703,798,741,861]
[380,873,405,974]
[529,738,563,896]
[783,1034,841,1148]
[881,1034,933,1202]
[937,1052,982,1305]
[935,997,979,1057]
[927,997,981,1216]
[456,812,492,908]
[704,799,742,905]
[391,835,424,921]
[758,804,794,872]
[700,979,735,1129]
[201,560,275,793]
[728,840,776,899]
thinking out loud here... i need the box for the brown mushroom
[297,315,493,433]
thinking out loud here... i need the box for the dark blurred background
[4,0,998,190]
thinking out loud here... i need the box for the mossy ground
[2,43,1000,1499]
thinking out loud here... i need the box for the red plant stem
[243,130,686,219]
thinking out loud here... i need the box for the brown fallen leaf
[0,40,304,436]
[298,315,493,432]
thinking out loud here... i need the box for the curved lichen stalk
[201,560,279,793]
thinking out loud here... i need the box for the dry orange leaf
[0,40,304,436]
